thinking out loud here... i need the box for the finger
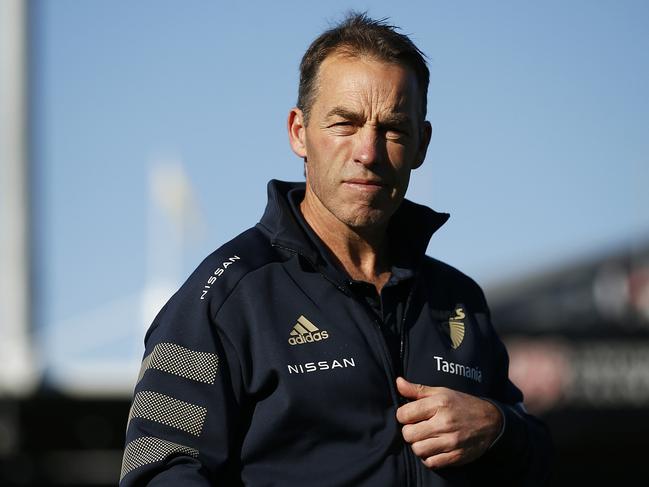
[421,450,466,470]
[396,398,439,424]
[409,436,450,461]
[396,377,448,401]
[396,377,429,400]
[401,420,441,444]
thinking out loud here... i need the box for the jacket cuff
[480,398,529,462]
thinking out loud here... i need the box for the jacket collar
[258,179,449,271]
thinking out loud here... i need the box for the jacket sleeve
[474,298,554,486]
[120,289,244,486]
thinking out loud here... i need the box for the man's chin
[340,209,392,231]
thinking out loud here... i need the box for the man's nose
[352,127,383,166]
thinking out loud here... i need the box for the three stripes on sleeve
[121,342,218,481]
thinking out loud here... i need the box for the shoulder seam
[209,252,290,321]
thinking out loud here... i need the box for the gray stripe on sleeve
[128,391,207,436]
[137,342,219,384]
[120,436,198,481]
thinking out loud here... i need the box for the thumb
[396,376,431,400]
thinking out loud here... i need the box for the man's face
[289,52,431,230]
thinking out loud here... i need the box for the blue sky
[32,1,648,391]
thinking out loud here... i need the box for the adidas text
[288,330,329,345]
[288,315,330,346]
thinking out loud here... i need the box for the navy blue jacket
[120,180,552,486]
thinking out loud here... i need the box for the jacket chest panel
[405,303,491,396]
[223,271,401,461]
[223,268,398,404]
[273,294,392,392]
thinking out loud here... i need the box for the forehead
[313,52,421,116]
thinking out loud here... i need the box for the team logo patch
[448,307,466,349]
[288,315,329,346]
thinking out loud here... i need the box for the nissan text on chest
[120,12,553,486]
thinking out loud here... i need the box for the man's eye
[329,122,356,133]
[385,128,407,140]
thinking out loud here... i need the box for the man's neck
[300,191,392,292]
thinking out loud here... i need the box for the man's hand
[395,377,503,469]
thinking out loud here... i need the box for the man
[121,13,552,486]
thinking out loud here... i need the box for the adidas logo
[288,315,329,346]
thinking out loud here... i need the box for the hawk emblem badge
[449,307,466,349]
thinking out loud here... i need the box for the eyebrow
[325,107,364,123]
[325,107,412,126]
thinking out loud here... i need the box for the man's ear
[412,120,432,169]
[288,108,307,158]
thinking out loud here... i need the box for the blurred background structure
[0,0,647,485]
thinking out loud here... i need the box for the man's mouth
[343,178,386,189]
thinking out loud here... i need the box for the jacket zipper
[352,287,414,487]
[273,244,416,486]
[399,284,414,370]
[400,284,418,486]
